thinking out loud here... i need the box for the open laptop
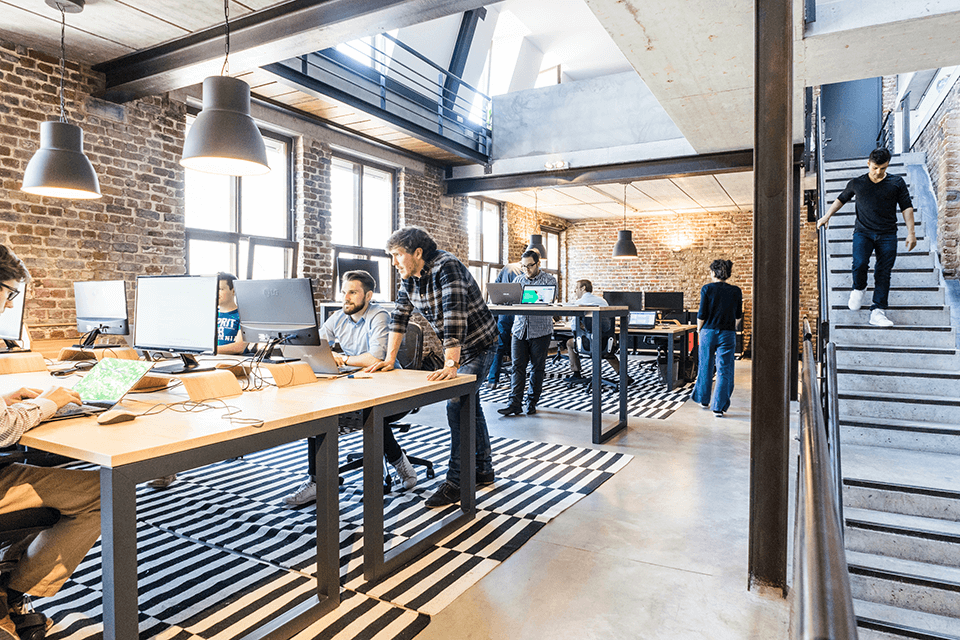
[487,282,523,305]
[283,340,362,376]
[47,358,155,421]
[520,284,557,305]
[627,311,658,329]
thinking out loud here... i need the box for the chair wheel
[426,468,436,479]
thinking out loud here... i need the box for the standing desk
[489,304,629,444]
[11,368,476,640]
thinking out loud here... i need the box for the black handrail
[816,96,830,352]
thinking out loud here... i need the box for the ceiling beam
[93,0,488,102]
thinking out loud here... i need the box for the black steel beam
[443,8,485,113]
[93,0,487,102]
[749,0,793,597]
[792,162,801,402]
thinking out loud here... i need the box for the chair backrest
[576,315,616,355]
[396,321,424,370]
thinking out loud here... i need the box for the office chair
[565,315,621,391]
[338,322,436,491]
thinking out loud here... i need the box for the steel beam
[443,8,485,113]
[748,0,792,597]
[93,0,488,102]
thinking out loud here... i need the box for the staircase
[823,154,960,640]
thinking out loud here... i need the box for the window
[541,228,561,293]
[184,117,297,279]
[467,198,502,287]
[330,155,396,300]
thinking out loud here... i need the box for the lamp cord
[623,183,627,228]
[221,0,230,75]
[58,5,66,123]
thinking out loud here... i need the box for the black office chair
[566,315,621,391]
[338,322,436,491]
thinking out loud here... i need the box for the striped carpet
[481,354,694,419]
[39,424,632,639]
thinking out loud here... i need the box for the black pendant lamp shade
[526,233,547,260]
[612,183,638,259]
[22,121,101,199]
[181,76,270,176]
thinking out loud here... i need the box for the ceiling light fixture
[525,189,547,260]
[21,0,101,199]
[612,183,638,259]
[180,0,269,176]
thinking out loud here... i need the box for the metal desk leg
[591,309,602,444]
[363,406,386,580]
[314,424,340,606]
[618,315,628,424]
[666,333,676,392]
[458,387,476,514]
[101,467,139,640]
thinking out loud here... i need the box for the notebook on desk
[46,358,154,421]
[520,284,557,305]
[283,340,362,376]
[627,311,658,329]
[487,282,523,305]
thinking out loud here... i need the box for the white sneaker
[283,480,317,506]
[391,452,418,490]
[869,308,894,327]
[848,288,866,310]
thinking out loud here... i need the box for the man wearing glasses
[498,249,556,416]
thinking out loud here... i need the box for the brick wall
[296,138,334,298]
[882,75,898,117]
[0,40,186,340]
[913,78,960,277]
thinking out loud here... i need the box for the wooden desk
[489,304,629,444]
[8,366,477,640]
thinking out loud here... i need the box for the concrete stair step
[826,203,919,215]
[830,253,937,271]
[832,324,955,348]
[836,366,960,396]
[841,417,960,455]
[829,287,944,307]
[855,599,960,640]
[842,445,960,513]
[844,477,960,523]
[824,156,910,170]
[826,220,921,233]
[845,506,960,567]
[840,389,960,423]
[830,305,950,327]
[830,269,940,289]
[846,550,960,618]
[829,237,932,253]
[836,344,960,370]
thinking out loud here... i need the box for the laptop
[283,340,362,376]
[627,311,658,329]
[520,284,557,305]
[47,358,155,421]
[486,282,523,305]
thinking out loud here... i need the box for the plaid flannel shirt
[389,250,497,362]
[512,270,558,339]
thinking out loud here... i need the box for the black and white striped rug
[481,354,693,419]
[41,425,632,639]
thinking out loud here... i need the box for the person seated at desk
[284,270,417,506]
[565,279,632,385]
[0,244,101,640]
[149,272,247,489]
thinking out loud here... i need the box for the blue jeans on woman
[851,230,898,310]
[693,328,736,413]
[446,347,496,487]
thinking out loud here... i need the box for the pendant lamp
[21,0,101,200]
[612,183,638,259]
[180,0,269,176]
[525,189,548,260]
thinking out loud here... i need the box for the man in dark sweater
[817,147,915,327]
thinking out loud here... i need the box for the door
[821,77,882,161]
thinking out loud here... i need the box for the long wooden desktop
[4,364,476,640]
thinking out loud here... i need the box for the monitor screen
[74,280,129,335]
[233,278,320,346]
[336,257,381,293]
[0,285,25,342]
[134,275,219,355]
[602,291,644,312]
[644,291,684,312]
[521,284,556,304]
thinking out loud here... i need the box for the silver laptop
[628,311,658,329]
[520,284,557,305]
[283,340,362,376]
[47,358,155,421]
[487,282,523,305]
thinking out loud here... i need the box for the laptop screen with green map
[72,358,154,404]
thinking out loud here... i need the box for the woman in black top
[692,259,743,416]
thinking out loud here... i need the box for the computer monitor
[233,278,320,360]
[134,275,219,374]
[74,280,129,348]
[602,291,644,312]
[644,291,684,313]
[336,257,381,293]
[0,285,26,351]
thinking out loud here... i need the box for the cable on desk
[137,398,263,428]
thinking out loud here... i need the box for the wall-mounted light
[612,183,638,259]
[21,0,101,199]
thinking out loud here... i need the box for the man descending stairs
[822,152,960,640]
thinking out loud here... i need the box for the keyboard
[49,402,110,421]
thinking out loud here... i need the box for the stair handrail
[815,95,830,354]
[793,319,859,640]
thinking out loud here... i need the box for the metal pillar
[749,0,792,596]
[791,162,801,402]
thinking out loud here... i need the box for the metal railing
[816,96,830,351]
[793,319,858,640]
[876,92,911,154]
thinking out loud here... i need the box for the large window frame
[540,226,561,295]
[184,118,297,279]
[467,197,504,288]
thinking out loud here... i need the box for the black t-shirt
[697,282,742,332]
[837,173,913,234]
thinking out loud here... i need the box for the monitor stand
[151,353,215,375]
[259,341,296,364]
[0,339,24,354]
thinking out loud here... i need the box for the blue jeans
[693,328,736,413]
[487,315,514,384]
[508,334,551,409]
[852,230,898,310]
[446,347,495,487]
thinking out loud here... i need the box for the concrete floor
[411,359,793,640]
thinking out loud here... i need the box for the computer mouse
[97,409,137,425]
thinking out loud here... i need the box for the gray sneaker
[391,452,418,490]
[283,479,317,506]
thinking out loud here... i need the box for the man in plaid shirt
[368,227,497,508]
